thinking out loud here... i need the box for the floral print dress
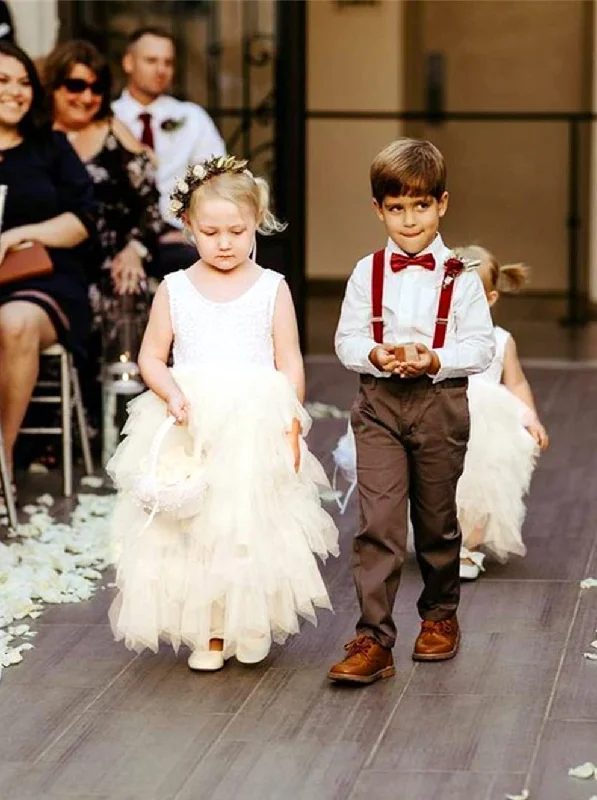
[83,126,164,427]
[85,126,163,292]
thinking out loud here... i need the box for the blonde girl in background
[455,245,549,580]
[107,155,339,671]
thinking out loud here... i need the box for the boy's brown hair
[370,138,446,204]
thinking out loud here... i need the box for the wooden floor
[1,361,597,800]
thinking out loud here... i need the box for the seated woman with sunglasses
[0,41,97,493]
[45,40,162,298]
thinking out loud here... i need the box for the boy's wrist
[369,346,384,369]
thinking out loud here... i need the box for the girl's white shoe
[188,640,225,671]
[236,634,271,664]
[459,547,486,581]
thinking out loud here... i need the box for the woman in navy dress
[0,41,96,487]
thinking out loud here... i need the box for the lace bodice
[165,268,283,369]
[470,325,510,385]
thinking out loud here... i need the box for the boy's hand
[167,391,189,425]
[394,343,440,378]
[369,346,397,372]
[526,419,549,450]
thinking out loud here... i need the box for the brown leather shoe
[412,615,460,661]
[327,634,395,684]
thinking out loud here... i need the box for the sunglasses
[60,77,105,95]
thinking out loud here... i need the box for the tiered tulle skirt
[107,365,339,659]
[456,380,539,561]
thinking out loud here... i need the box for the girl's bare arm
[272,279,305,403]
[502,335,548,449]
[138,283,187,418]
[501,335,536,413]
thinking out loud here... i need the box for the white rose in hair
[170,199,183,213]
[177,180,189,193]
[193,165,206,179]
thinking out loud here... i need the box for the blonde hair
[188,171,286,236]
[370,138,446,204]
[454,244,528,295]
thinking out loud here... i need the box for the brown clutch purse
[0,241,53,287]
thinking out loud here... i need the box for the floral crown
[168,155,253,219]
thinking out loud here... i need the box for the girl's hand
[526,419,549,450]
[167,391,189,425]
[286,419,301,472]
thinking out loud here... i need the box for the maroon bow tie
[390,252,435,272]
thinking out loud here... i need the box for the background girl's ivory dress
[456,325,539,560]
[108,268,339,658]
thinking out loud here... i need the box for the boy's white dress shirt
[335,234,495,383]
[112,90,226,228]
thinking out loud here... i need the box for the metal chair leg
[70,358,93,476]
[60,349,72,498]
[0,425,17,530]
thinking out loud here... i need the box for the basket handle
[137,415,178,535]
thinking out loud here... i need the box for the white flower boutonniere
[161,117,187,133]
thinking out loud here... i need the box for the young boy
[329,138,495,685]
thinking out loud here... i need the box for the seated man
[113,26,226,276]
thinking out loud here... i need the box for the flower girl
[108,156,339,670]
[454,245,548,579]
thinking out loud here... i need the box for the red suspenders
[371,249,385,345]
[370,249,463,348]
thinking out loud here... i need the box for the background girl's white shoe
[188,640,225,671]
[236,634,271,664]
[459,547,486,581]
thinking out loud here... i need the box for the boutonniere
[442,257,464,288]
[161,117,187,133]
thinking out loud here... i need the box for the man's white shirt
[113,90,226,227]
[335,234,495,382]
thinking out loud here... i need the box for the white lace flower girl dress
[107,268,339,661]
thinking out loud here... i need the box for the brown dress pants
[352,374,470,649]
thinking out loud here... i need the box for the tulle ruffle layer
[107,365,339,658]
[456,380,539,561]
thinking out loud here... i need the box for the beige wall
[307,0,592,291]
[9,0,58,58]
[307,0,405,279]
[409,0,591,293]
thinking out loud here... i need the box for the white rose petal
[568,762,597,779]
[8,624,30,637]
[2,649,23,666]
[177,180,189,193]
[505,790,529,800]
[580,577,597,589]
[583,652,597,661]
[193,165,206,179]
[0,490,115,669]
[319,488,343,504]
[80,476,104,489]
